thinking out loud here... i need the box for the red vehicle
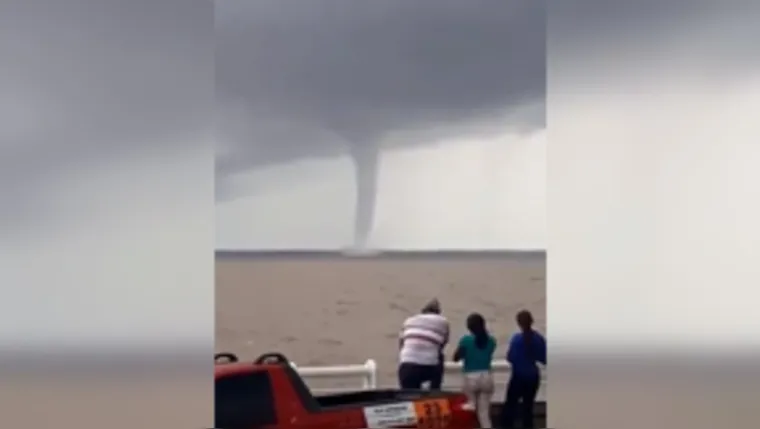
[214,351,480,429]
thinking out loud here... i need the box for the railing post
[364,359,377,389]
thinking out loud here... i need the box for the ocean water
[215,251,546,395]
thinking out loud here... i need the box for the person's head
[421,298,441,314]
[467,312,489,349]
[516,309,534,332]
[466,312,486,335]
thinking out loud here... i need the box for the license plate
[413,399,451,428]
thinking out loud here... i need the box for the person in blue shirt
[453,312,496,427]
[499,309,546,429]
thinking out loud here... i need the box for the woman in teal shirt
[453,313,496,427]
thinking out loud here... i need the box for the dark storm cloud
[214,0,546,177]
[552,1,760,72]
[0,0,211,230]
[215,0,546,247]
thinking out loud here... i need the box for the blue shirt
[506,330,546,378]
[458,334,496,372]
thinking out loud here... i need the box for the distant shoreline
[216,249,546,261]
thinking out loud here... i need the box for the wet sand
[215,250,546,393]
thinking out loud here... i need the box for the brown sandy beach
[215,250,546,393]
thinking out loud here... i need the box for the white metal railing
[290,359,546,393]
[290,359,378,389]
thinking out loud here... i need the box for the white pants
[462,370,494,428]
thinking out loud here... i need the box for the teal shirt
[458,334,496,372]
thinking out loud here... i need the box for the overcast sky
[215,0,546,250]
[216,122,547,250]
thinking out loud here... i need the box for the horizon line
[216,248,546,260]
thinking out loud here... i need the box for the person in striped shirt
[397,298,450,390]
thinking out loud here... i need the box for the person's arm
[452,345,464,362]
[452,336,466,362]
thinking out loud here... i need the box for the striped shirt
[399,313,450,365]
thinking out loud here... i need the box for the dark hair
[516,310,534,359]
[421,298,441,314]
[466,313,489,349]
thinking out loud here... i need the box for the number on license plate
[414,399,451,428]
